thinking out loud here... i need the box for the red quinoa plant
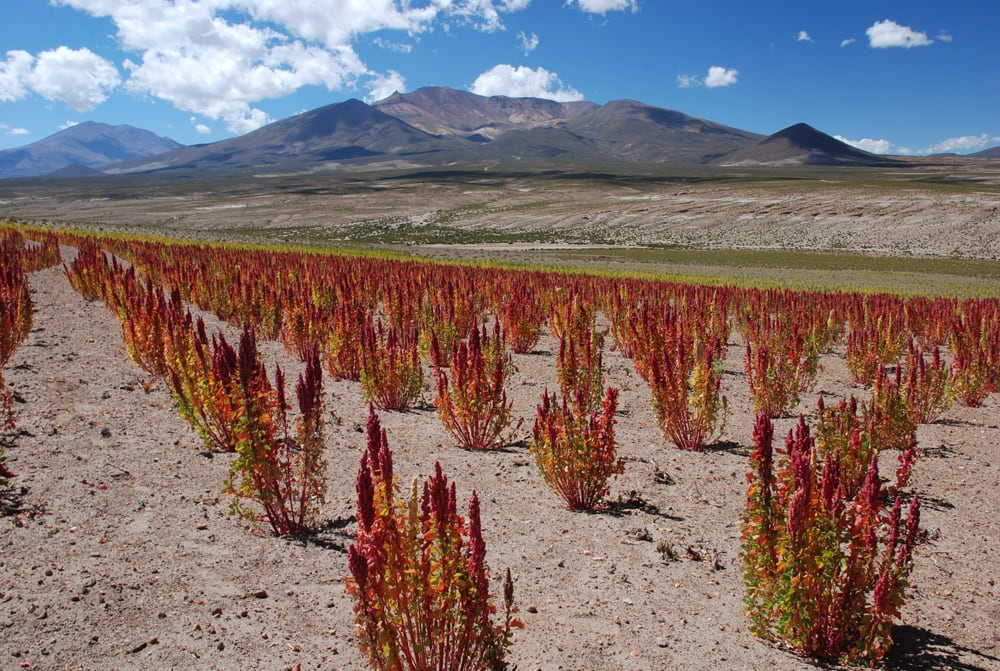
[359,316,424,410]
[815,378,918,498]
[321,300,367,381]
[492,276,546,354]
[1,242,32,431]
[530,386,622,510]
[902,340,953,424]
[166,317,242,453]
[556,316,605,416]
[646,333,727,451]
[435,321,522,451]
[948,305,999,407]
[846,311,907,386]
[346,408,521,670]
[742,413,920,666]
[742,314,822,417]
[224,330,328,536]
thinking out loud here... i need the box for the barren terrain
[2,163,1000,263]
[2,256,999,670]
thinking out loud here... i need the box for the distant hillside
[560,99,762,163]
[108,88,774,175]
[0,122,182,179]
[969,146,1000,159]
[373,86,598,139]
[110,98,461,174]
[715,123,896,166]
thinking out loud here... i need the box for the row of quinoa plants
[0,225,63,486]
[60,234,522,670]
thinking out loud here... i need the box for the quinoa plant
[530,386,622,510]
[742,413,920,665]
[359,316,424,410]
[224,331,327,537]
[434,321,521,451]
[346,408,521,670]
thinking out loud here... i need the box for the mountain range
[7,86,986,179]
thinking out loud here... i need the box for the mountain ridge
[1,88,944,178]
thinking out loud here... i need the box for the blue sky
[1,1,997,155]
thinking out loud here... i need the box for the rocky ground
[1,259,999,670]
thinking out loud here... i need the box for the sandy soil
[2,260,1000,670]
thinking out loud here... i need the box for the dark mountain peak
[715,122,894,166]
[763,123,847,153]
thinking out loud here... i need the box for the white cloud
[372,37,413,54]
[677,66,739,89]
[52,0,533,133]
[0,47,119,111]
[568,0,639,14]
[30,46,121,111]
[835,135,895,154]
[60,120,79,130]
[866,19,932,48]
[924,134,995,154]
[937,31,953,43]
[470,64,584,101]
[840,37,856,48]
[676,74,699,88]
[366,69,406,103]
[190,117,212,134]
[518,31,539,55]
[796,30,813,43]
[0,51,35,102]
[1,124,29,137]
[705,65,739,88]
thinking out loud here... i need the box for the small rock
[526,605,538,614]
[252,589,268,599]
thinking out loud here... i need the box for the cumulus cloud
[518,31,539,55]
[924,134,995,154]
[677,66,739,89]
[52,0,532,133]
[567,0,639,15]
[840,37,856,48]
[834,135,895,154]
[366,69,406,103]
[705,66,739,88]
[796,30,813,43]
[0,47,119,111]
[0,51,35,102]
[866,19,932,48]
[470,64,584,101]
[190,117,212,134]
[0,123,29,137]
